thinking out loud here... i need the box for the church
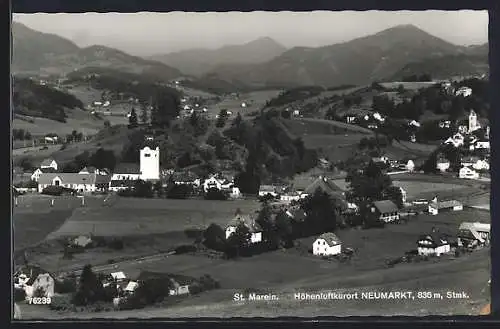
[109,139,160,191]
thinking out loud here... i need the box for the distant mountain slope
[12,22,183,81]
[390,53,489,81]
[207,25,477,88]
[12,77,84,122]
[148,37,287,76]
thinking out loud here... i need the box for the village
[13,97,491,315]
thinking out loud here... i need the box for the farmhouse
[417,233,451,257]
[456,86,472,97]
[168,277,191,296]
[369,200,399,223]
[40,158,58,171]
[444,133,464,147]
[71,235,93,248]
[436,158,451,173]
[258,185,278,198]
[475,141,490,150]
[458,166,479,180]
[457,222,490,248]
[38,173,97,193]
[280,191,302,203]
[406,159,415,172]
[428,197,463,215]
[313,232,342,256]
[225,213,263,243]
[110,271,127,282]
[461,156,480,168]
[31,167,57,182]
[408,120,421,128]
[472,159,490,171]
[14,266,55,298]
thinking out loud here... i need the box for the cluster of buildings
[15,137,242,198]
[437,110,490,179]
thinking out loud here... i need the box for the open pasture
[331,178,470,199]
[380,81,438,91]
[207,89,281,117]
[47,197,260,239]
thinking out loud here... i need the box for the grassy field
[46,197,261,239]
[13,108,128,138]
[207,89,282,118]
[380,81,438,90]
[12,194,90,252]
[22,207,490,318]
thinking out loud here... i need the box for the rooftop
[372,200,398,214]
[317,232,341,247]
[38,173,97,185]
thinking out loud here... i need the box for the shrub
[55,278,78,294]
[14,288,26,302]
[108,238,124,250]
[204,188,229,201]
[175,244,198,254]
[49,294,76,312]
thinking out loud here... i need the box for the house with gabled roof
[31,167,58,182]
[225,213,263,243]
[40,158,58,171]
[428,196,463,215]
[38,173,97,193]
[457,222,491,248]
[313,232,342,256]
[417,233,451,256]
[369,200,399,223]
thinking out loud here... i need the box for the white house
[280,191,302,203]
[140,146,160,181]
[110,272,127,282]
[408,120,421,128]
[225,214,263,244]
[457,222,491,248]
[459,167,479,180]
[14,267,55,299]
[456,86,472,97]
[38,173,97,193]
[472,159,490,171]
[428,197,463,215]
[258,185,278,198]
[436,158,451,173]
[439,120,451,129]
[475,141,490,150]
[40,158,58,171]
[228,186,242,199]
[461,156,480,168]
[406,160,415,172]
[203,176,223,192]
[417,233,451,256]
[373,112,385,122]
[313,232,342,256]
[31,167,57,182]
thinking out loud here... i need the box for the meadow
[46,197,261,239]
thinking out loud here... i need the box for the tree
[128,108,138,128]
[203,223,227,251]
[383,186,404,208]
[205,188,229,200]
[301,190,340,234]
[153,181,163,198]
[72,264,106,306]
[255,202,274,241]
[140,105,149,125]
[89,148,116,170]
[166,183,193,199]
[225,223,251,258]
[216,109,229,128]
[346,160,392,204]
[274,210,294,247]
[133,180,154,198]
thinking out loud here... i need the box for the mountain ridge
[147,37,287,76]
[12,22,183,81]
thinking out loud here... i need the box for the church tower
[140,146,160,180]
[468,109,479,133]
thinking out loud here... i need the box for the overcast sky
[13,10,488,56]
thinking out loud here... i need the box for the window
[54,180,60,186]
[144,154,151,158]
